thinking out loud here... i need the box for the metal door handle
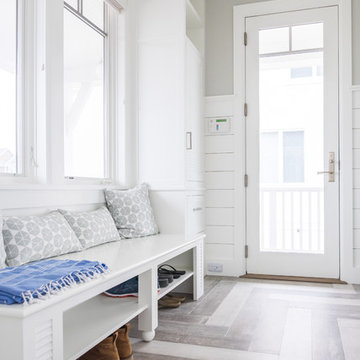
[186,132,192,150]
[317,152,335,182]
[317,170,333,174]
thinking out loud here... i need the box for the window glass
[260,132,279,183]
[83,0,104,30]
[283,131,304,183]
[259,27,289,55]
[65,0,78,10]
[0,0,17,174]
[64,9,106,179]
[290,66,313,79]
[292,23,323,51]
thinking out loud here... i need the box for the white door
[246,7,339,278]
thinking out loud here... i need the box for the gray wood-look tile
[131,277,360,360]
[134,352,191,360]
[248,298,288,355]
[190,280,237,316]
[312,313,345,360]
[338,318,360,360]
[206,282,254,327]
[279,308,312,360]
[225,287,265,340]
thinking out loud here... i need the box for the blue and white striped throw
[0,259,108,305]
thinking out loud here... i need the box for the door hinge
[245,245,249,258]
[244,174,248,187]
[244,103,248,117]
[244,32,248,46]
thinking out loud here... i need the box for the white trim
[337,0,355,283]
[0,0,36,184]
[234,0,354,282]
[104,0,125,12]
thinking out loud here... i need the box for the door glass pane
[260,132,279,183]
[292,23,323,51]
[259,27,289,55]
[283,131,304,183]
[64,9,105,179]
[0,0,17,174]
[259,36,324,253]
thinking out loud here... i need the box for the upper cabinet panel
[137,0,186,40]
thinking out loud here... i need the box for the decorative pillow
[105,183,159,238]
[2,211,83,267]
[59,206,121,249]
[0,216,6,269]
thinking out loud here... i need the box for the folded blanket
[0,259,108,305]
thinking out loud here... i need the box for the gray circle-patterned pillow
[59,206,121,249]
[2,211,83,267]
[0,216,6,269]
[105,183,159,238]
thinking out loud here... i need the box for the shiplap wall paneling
[205,135,235,153]
[206,190,235,208]
[204,96,237,276]
[205,172,234,189]
[353,89,360,266]
[206,226,234,244]
[205,153,234,172]
[206,208,234,226]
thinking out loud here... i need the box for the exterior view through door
[245,7,340,278]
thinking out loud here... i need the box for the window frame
[0,0,122,188]
[0,0,36,184]
[63,1,114,183]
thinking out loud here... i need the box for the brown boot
[78,332,120,360]
[116,323,134,360]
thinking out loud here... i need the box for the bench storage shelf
[0,234,205,360]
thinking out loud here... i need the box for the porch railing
[260,187,324,253]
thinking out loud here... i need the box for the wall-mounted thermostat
[207,117,231,134]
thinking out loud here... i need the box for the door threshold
[240,273,347,284]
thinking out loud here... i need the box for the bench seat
[0,233,205,360]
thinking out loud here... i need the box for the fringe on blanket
[20,262,109,304]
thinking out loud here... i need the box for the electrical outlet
[207,263,223,273]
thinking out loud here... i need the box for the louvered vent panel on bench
[35,320,53,360]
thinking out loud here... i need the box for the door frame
[233,0,354,282]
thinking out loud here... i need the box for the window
[0,0,20,175]
[260,131,304,184]
[64,0,108,179]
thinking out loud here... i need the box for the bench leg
[138,267,158,342]
[193,239,204,301]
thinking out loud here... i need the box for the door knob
[317,152,335,182]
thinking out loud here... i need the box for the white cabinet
[135,0,204,191]
[186,39,204,186]
[187,194,205,236]
[133,0,205,237]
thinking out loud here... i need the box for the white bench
[0,233,205,360]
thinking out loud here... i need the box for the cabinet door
[186,195,205,236]
[185,39,204,185]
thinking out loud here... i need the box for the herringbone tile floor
[130,276,360,360]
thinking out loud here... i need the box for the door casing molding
[233,0,354,282]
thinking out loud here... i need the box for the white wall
[352,87,360,266]
[204,95,245,276]
[205,0,360,96]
